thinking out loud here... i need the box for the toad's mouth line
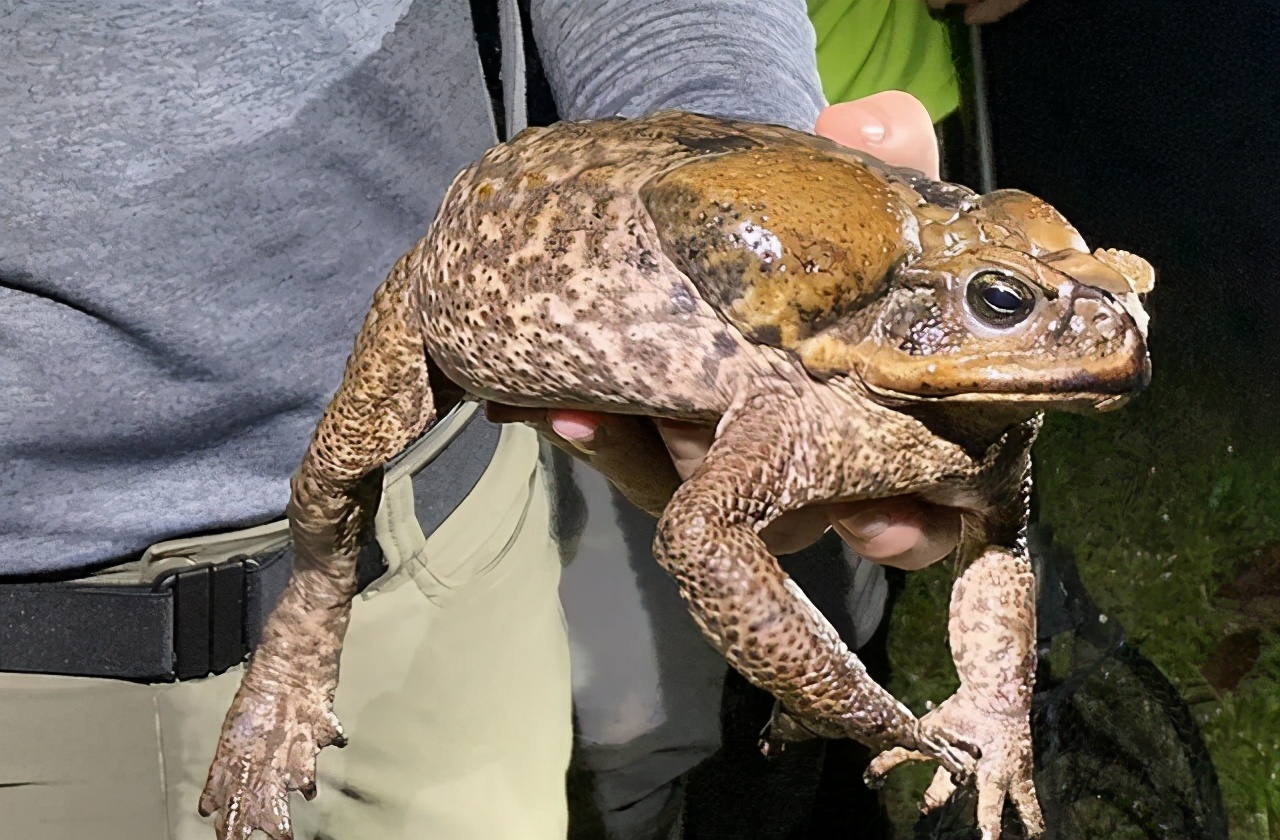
[859,363,1151,413]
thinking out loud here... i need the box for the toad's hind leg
[652,388,977,777]
[864,548,1044,839]
[201,245,451,840]
[865,429,1045,839]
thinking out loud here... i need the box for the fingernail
[859,122,886,144]
[847,510,889,540]
[550,415,598,454]
[563,436,595,456]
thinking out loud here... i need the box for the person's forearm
[529,0,826,131]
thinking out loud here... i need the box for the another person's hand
[926,0,1029,26]
[486,93,962,569]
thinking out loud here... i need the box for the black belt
[0,412,500,682]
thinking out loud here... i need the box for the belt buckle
[152,560,249,681]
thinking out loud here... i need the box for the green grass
[879,366,1280,838]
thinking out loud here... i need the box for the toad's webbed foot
[865,688,1042,838]
[200,667,347,840]
[200,237,446,838]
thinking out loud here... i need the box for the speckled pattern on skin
[201,111,1156,840]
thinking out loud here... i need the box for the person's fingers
[754,499,945,564]
[564,411,682,514]
[831,498,962,570]
[925,0,1028,25]
[761,497,962,562]
[814,91,940,179]
[484,404,609,451]
[962,0,1028,25]
[758,505,836,556]
[486,403,681,514]
[654,418,717,481]
[547,409,605,451]
[483,404,600,454]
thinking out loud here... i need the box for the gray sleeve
[528,0,827,132]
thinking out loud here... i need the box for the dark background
[984,1,1279,408]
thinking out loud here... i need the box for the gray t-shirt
[1,0,824,574]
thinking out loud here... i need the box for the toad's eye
[966,271,1036,327]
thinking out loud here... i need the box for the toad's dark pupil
[967,272,1035,327]
[983,283,1024,313]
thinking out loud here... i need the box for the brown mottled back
[642,146,917,348]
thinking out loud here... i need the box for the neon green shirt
[809,0,960,122]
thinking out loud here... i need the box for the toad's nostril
[1093,311,1119,340]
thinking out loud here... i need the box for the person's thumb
[814,91,940,179]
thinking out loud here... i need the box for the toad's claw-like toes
[952,702,1042,838]
[200,691,346,840]
[864,746,935,788]
[863,741,975,791]
[872,690,1044,838]
[864,718,978,790]
[922,766,958,811]
[998,772,1044,839]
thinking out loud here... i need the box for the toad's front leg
[867,546,1045,838]
[653,388,982,777]
[201,255,440,840]
[198,468,374,840]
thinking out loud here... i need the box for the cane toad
[201,111,1154,840]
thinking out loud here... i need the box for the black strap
[517,0,561,129]
[0,526,368,682]
[469,0,507,139]
[470,0,559,140]
[1,579,177,681]
[0,411,499,682]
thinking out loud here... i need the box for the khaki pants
[0,423,573,840]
